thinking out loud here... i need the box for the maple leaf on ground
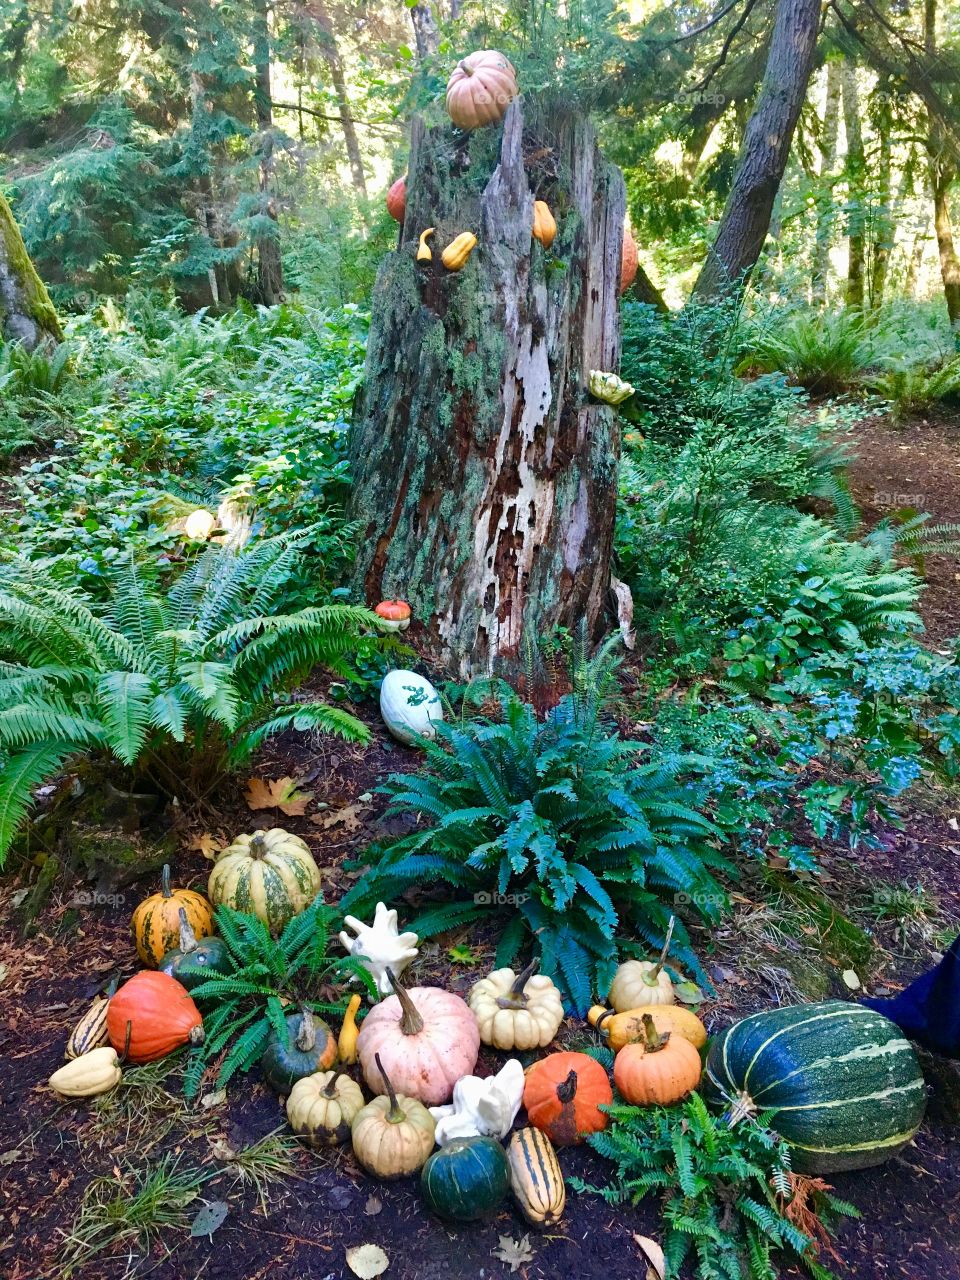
[310,802,368,833]
[187,833,222,861]
[493,1235,535,1273]
[244,776,314,816]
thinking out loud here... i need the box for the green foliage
[344,640,731,1013]
[866,354,960,421]
[575,1093,858,1280]
[0,533,383,863]
[741,309,876,394]
[183,897,376,1097]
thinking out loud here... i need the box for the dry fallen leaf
[493,1235,535,1273]
[200,1089,227,1110]
[345,1243,389,1278]
[842,969,861,991]
[633,1233,666,1280]
[363,1194,382,1216]
[245,776,314,816]
[188,833,222,861]
[312,802,367,833]
[208,1135,237,1162]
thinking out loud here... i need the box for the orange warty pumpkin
[612,1014,702,1106]
[107,971,205,1064]
[446,50,518,130]
[523,1051,612,1146]
[131,864,214,967]
[620,226,639,295]
[386,176,407,223]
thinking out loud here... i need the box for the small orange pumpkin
[620,226,639,295]
[107,971,205,1064]
[386,175,407,223]
[131,864,214,967]
[445,50,518,130]
[374,600,412,632]
[613,1014,702,1106]
[523,1051,612,1146]
[532,200,557,250]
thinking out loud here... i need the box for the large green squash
[420,1137,510,1222]
[702,1000,926,1173]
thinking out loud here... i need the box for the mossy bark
[0,192,63,348]
[349,98,625,677]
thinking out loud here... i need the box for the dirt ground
[1,413,959,1280]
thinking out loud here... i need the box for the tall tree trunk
[309,1,367,196]
[349,100,625,677]
[924,0,960,336]
[410,3,439,59]
[692,0,821,302]
[869,107,893,307]
[841,60,865,309]
[0,193,63,349]
[252,0,284,305]
[812,59,841,305]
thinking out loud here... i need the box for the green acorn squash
[260,1009,337,1094]
[702,1000,926,1173]
[420,1137,510,1222]
[158,909,230,991]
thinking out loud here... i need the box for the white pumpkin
[184,508,217,540]
[380,670,443,745]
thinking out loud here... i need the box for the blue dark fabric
[860,933,960,1058]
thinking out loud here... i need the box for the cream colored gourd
[607,919,677,1012]
[356,970,479,1107]
[468,959,564,1051]
[49,1047,122,1098]
[208,828,321,933]
[506,1127,566,1228]
[351,1054,436,1179]
[286,1070,365,1148]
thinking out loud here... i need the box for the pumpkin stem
[386,968,424,1036]
[555,1069,579,1105]
[374,1052,405,1123]
[503,957,539,1004]
[188,1024,205,1046]
[177,906,199,955]
[249,831,268,859]
[296,1008,317,1053]
[120,1019,132,1065]
[651,916,675,980]
[641,1012,671,1053]
[322,1073,341,1099]
[161,863,172,899]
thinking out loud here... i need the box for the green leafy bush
[343,643,730,1012]
[740,308,876,394]
[575,1092,858,1280]
[184,898,375,1097]
[0,533,383,863]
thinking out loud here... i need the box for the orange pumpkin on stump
[620,226,639,295]
[523,1050,612,1146]
[107,971,205,1063]
[386,176,407,223]
[613,1013,702,1106]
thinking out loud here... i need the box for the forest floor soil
[1,413,959,1280]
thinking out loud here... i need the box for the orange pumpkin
[446,50,518,130]
[613,1014,702,1106]
[374,600,412,632]
[620,226,638,295]
[532,200,557,250]
[523,1051,612,1146]
[131,864,214,967]
[386,176,407,223]
[107,971,205,1063]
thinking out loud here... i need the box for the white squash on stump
[379,670,443,745]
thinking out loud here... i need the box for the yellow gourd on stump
[441,233,477,271]
[532,201,557,249]
[417,227,435,262]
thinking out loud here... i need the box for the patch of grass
[87,1057,197,1148]
[213,1128,301,1213]
[59,1154,207,1278]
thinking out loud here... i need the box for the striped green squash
[208,828,321,933]
[702,1000,926,1174]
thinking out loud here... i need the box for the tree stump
[349,98,625,677]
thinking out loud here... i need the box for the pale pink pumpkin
[445,50,518,131]
[356,971,480,1106]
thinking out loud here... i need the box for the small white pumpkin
[184,508,217,540]
[607,918,678,1012]
[380,670,443,745]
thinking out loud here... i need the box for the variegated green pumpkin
[207,828,321,933]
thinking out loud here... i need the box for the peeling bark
[349,99,625,677]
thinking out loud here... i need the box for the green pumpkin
[260,1010,337,1094]
[420,1137,510,1222]
[158,911,230,991]
[702,1000,926,1174]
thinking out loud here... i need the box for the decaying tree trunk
[349,99,625,677]
[0,192,63,349]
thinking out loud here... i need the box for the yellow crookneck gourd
[441,232,477,271]
[416,227,435,262]
[338,993,362,1066]
[587,1002,707,1051]
[532,200,557,249]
